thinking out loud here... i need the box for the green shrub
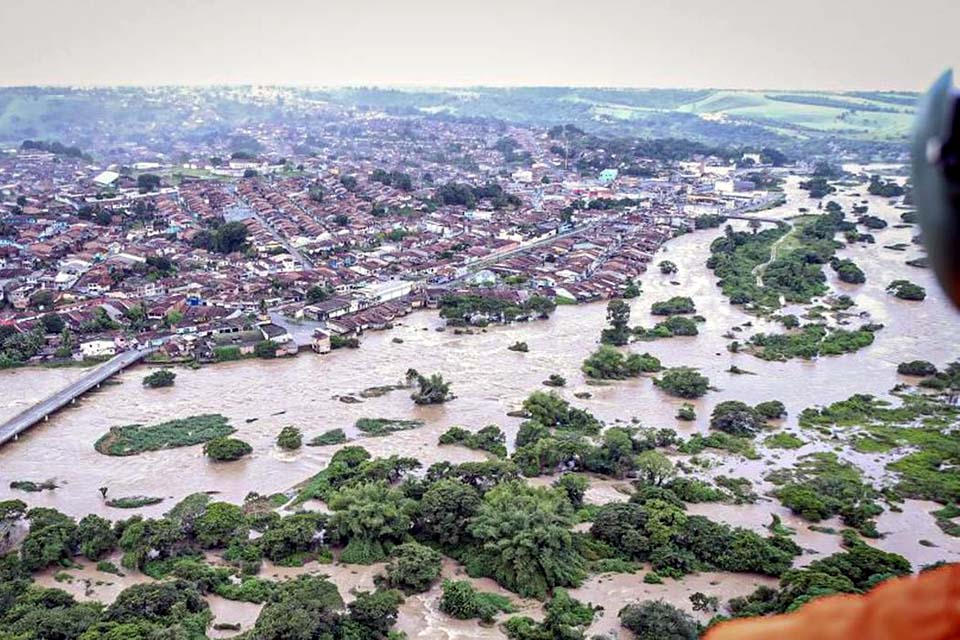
[655,367,709,398]
[204,437,253,461]
[355,417,424,436]
[439,579,516,623]
[142,369,176,388]
[308,428,347,446]
[384,542,442,594]
[276,426,302,450]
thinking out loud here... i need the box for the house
[311,329,331,354]
[80,338,116,359]
[303,296,352,321]
[258,322,292,344]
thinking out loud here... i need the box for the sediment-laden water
[2,168,958,635]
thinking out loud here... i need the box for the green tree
[142,369,176,388]
[619,600,698,640]
[137,173,162,193]
[384,542,442,593]
[346,589,404,635]
[248,575,343,640]
[418,478,482,547]
[329,482,415,564]
[254,340,278,359]
[636,451,676,486]
[601,299,631,346]
[467,482,584,598]
[306,285,330,303]
[710,401,764,437]
[204,437,253,461]
[553,474,588,508]
[40,313,65,334]
[76,514,116,561]
[655,367,710,398]
[407,370,453,405]
[276,426,302,450]
[659,260,678,275]
[194,502,247,548]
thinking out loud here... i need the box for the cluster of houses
[0,104,787,365]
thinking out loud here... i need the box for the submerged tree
[601,299,632,346]
[406,369,454,405]
[467,481,585,598]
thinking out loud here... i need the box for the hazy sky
[1,0,957,90]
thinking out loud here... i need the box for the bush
[554,474,589,508]
[276,426,302,450]
[654,367,709,398]
[543,373,566,387]
[384,542,442,594]
[619,601,698,640]
[355,417,423,436]
[676,404,696,421]
[204,437,253,461]
[439,579,516,623]
[897,360,937,376]
[650,296,696,316]
[710,401,764,437]
[254,340,279,358]
[582,345,661,379]
[439,425,507,457]
[142,369,176,388]
[308,428,347,446]
[831,258,866,284]
[106,495,164,508]
[755,400,787,420]
[886,279,926,301]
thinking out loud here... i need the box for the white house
[80,339,116,359]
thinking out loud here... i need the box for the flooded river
[2,168,958,633]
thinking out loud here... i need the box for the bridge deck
[0,349,150,446]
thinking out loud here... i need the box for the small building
[92,171,120,188]
[80,339,116,359]
[311,329,331,354]
[258,322,292,344]
[598,169,619,185]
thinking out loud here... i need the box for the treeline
[439,293,556,326]
[20,139,89,160]
[434,182,521,209]
[370,168,413,191]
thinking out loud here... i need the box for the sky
[1,0,957,91]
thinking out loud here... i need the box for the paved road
[0,348,152,446]
[447,220,605,285]
[249,210,315,270]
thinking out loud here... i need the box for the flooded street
[2,168,958,634]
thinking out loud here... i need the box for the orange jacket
[705,564,960,640]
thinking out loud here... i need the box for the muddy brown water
[3,168,959,635]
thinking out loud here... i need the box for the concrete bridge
[0,348,153,446]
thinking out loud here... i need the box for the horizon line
[0,83,924,95]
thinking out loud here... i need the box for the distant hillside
[0,86,917,156]
[315,87,918,146]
